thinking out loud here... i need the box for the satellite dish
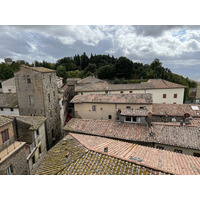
[184,113,190,118]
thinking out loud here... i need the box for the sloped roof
[64,118,200,150]
[152,103,200,117]
[70,133,200,175]
[120,108,149,116]
[0,116,13,127]
[20,65,56,73]
[16,116,47,130]
[75,78,186,92]
[34,134,167,175]
[0,93,18,108]
[71,93,153,104]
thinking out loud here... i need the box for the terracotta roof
[34,134,167,175]
[152,103,200,117]
[64,118,200,150]
[71,93,153,104]
[0,116,13,127]
[0,93,18,108]
[20,65,56,73]
[120,108,149,116]
[16,116,47,130]
[75,78,186,92]
[70,133,200,175]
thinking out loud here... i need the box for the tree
[2,66,14,79]
[80,52,89,70]
[97,65,116,79]
[114,57,133,78]
[56,65,67,83]
[83,63,97,76]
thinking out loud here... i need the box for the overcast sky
[1,25,200,81]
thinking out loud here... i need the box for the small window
[92,105,96,111]
[27,75,31,83]
[100,108,103,110]
[132,116,137,122]
[174,94,177,98]
[108,115,112,119]
[8,89,11,92]
[7,165,14,175]
[1,129,9,143]
[120,91,123,94]
[49,75,52,83]
[39,146,42,154]
[0,107,3,111]
[140,106,144,109]
[129,91,132,93]
[32,156,35,165]
[156,146,164,150]
[53,91,55,97]
[193,153,200,157]
[126,106,131,109]
[174,149,182,154]
[125,116,132,122]
[116,117,120,121]
[163,94,166,98]
[10,108,13,111]
[29,95,33,105]
[36,129,39,135]
[48,94,50,102]
[173,102,176,104]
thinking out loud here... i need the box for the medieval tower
[14,65,61,149]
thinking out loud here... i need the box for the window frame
[174,93,177,98]
[92,105,96,111]
[163,94,167,98]
[174,149,182,154]
[1,129,9,143]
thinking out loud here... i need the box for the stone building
[0,116,28,175]
[14,65,61,149]
[1,77,16,93]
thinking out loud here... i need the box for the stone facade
[0,144,28,175]
[14,65,61,149]
[1,77,16,93]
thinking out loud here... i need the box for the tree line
[0,53,197,101]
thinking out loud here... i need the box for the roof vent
[129,156,143,162]
[104,147,108,153]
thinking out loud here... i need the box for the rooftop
[0,116,13,127]
[34,134,167,175]
[69,133,200,175]
[15,116,47,130]
[71,93,153,104]
[64,118,200,150]
[20,65,56,73]
[120,108,149,116]
[152,103,200,117]
[75,78,186,92]
[0,93,18,108]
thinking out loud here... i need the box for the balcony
[0,141,26,163]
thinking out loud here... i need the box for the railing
[0,139,24,162]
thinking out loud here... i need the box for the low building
[0,93,19,116]
[0,116,28,175]
[4,58,12,65]
[34,132,200,175]
[64,118,200,157]
[71,93,153,121]
[75,77,186,104]
[1,77,16,93]
[14,116,47,174]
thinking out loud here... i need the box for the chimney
[147,112,152,127]
[65,152,70,163]
[104,147,108,153]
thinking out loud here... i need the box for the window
[120,91,123,94]
[108,115,112,119]
[174,149,182,154]
[100,108,103,110]
[92,105,96,111]
[32,155,35,165]
[39,146,42,154]
[36,129,39,135]
[173,102,176,104]
[27,75,31,83]
[0,107,3,111]
[126,106,131,109]
[8,89,11,92]
[49,75,52,83]
[125,116,132,122]
[132,116,137,122]
[156,146,164,150]
[140,106,144,109]
[7,165,14,175]
[48,94,50,102]
[53,91,55,97]
[10,108,13,111]
[29,95,33,105]
[174,94,177,98]
[1,129,9,143]
[193,153,200,157]
[129,91,132,93]
[163,94,166,98]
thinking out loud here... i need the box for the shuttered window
[1,129,9,143]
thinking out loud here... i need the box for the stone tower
[14,65,61,149]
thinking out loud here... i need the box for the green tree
[80,52,89,70]
[97,65,116,79]
[2,66,14,79]
[56,65,67,83]
[83,63,97,76]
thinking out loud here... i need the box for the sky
[1,25,200,81]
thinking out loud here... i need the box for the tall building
[14,65,61,149]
